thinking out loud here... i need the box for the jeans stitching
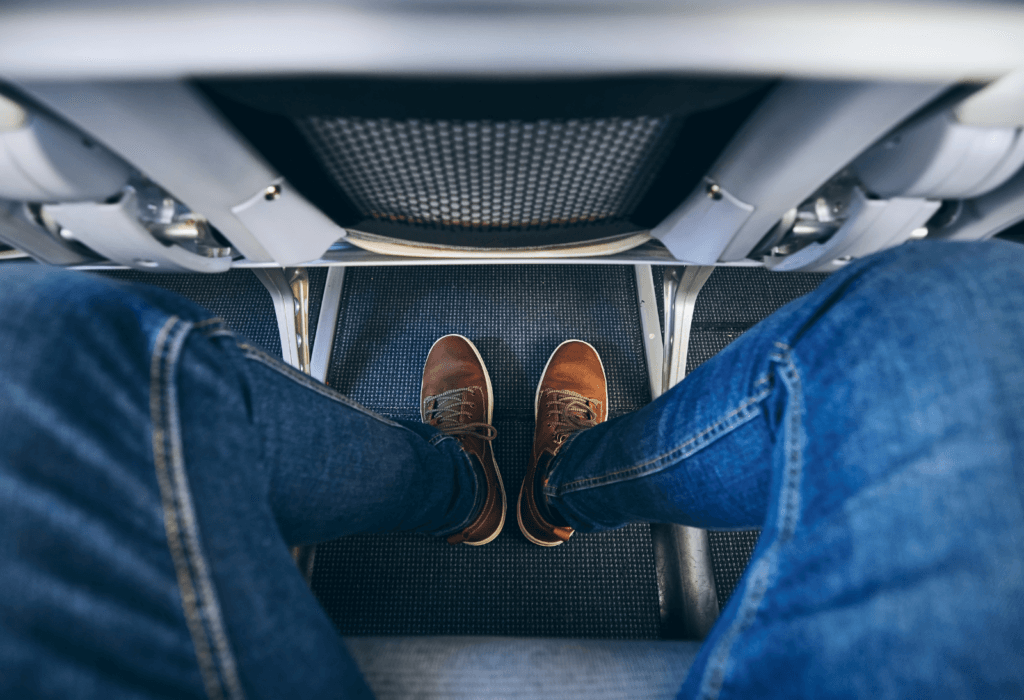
[697,353,804,700]
[164,322,246,700]
[151,317,246,700]
[237,342,402,428]
[151,317,224,700]
[548,387,771,495]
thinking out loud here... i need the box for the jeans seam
[151,316,246,700]
[455,449,484,534]
[547,385,772,495]
[424,432,484,534]
[697,351,804,700]
[236,342,402,428]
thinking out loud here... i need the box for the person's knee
[804,240,1024,355]
[793,239,1024,468]
[0,266,212,370]
[851,239,1024,309]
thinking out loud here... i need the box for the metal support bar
[254,266,321,576]
[650,523,721,640]
[634,265,664,401]
[637,264,720,640]
[254,267,311,374]
[309,266,345,384]
[291,267,347,581]
[663,266,715,389]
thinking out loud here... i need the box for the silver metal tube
[643,264,721,639]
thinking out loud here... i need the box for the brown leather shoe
[518,340,607,547]
[421,334,505,546]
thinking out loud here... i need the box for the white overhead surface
[0,1,1021,81]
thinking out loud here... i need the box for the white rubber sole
[421,334,505,546]
[518,339,608,547]
[516,490,565,547]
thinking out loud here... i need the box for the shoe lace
[422,387,497,441]
[542,389,602,445]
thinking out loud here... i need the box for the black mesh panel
[296,117,669,230]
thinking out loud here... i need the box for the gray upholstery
[344,636,700,699]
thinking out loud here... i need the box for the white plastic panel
[652,81,949,263]
[650,179,753,264]
[938,167,1024,241]
[18,81,350,266]
[0,2,1022,82]
[231,178,347,267]
[17,81,278,262]
[770,188,940,273]
[853,110,1024,200]
[0,112,130,201]
[44,189,232,273]
[0,200,91,265]
[955,71,1024,128]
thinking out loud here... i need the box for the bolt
[706,183,723,201]
[264,184,282,201]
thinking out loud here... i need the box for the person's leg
[0,265,482,698]
[544,241,1024,698]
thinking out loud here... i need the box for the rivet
[706,183,723,200]
[264,184,282,201]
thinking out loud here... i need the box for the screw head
[706,183,723,200]
[264,184,282,201]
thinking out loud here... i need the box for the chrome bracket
[256,266,347,580]
[309,266,346,384]
[662,266,715,389]
[254,267,311,374]
[636,264,720,640]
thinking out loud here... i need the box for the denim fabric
[548,241,1024,699]
[1,240,1022,699]
[0,266,481,699]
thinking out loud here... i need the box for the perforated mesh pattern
[325,266,652,418]
[96,269,283,357]
[692,267,828,326]
[297,117,669,230]
[314,420,660,639]
[707,530,761,610]
[95,269,329,362]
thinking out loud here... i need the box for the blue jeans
[1,241,1021,699]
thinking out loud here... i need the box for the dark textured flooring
[96,268,328,359]
[312,265,662,639]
